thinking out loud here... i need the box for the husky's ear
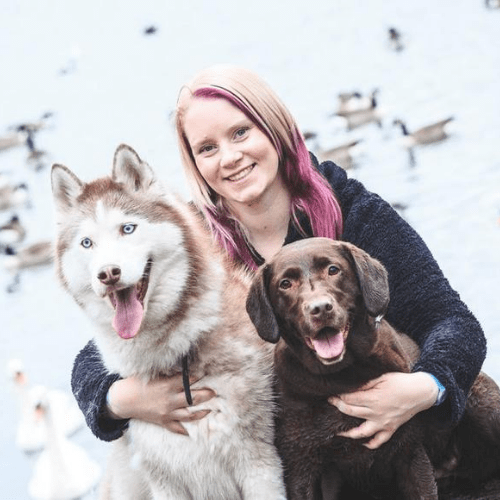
[344,242,390,319]
[246,264,280,344]
[51,164,84,213]
[112,144,156,192]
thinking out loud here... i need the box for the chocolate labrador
[246,237,500,500]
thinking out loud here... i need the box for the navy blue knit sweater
[71,158,486,442]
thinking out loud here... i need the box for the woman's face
[183,97,281,209]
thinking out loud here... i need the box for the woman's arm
[71,340,127,442]
[317,159,486,444]
[71,340,216,441]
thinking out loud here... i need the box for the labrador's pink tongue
[112,288,143,339]
[312,332,344,359]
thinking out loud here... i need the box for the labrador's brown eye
[328,265,339,275]
[279,279,292,289]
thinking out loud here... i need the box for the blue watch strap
[427,373,447,406]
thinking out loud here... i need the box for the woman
[72,65,485,459]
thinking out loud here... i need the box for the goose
[0,113,52,153]
[316,139,364,169]
[0,214,27,247]
[3,240,54,273]
[302,130,318,142]
[26,148,49,172]
[335,89,378,117]
[0,182,30,211]
[0,130,27,152]
[342,90,384,130]
[27,386,101,500]
[393,117,454,148]
[6,359,85,453]
[12,112,54,135]
[3,241,54,292]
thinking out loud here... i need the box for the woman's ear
[246,265,281,343]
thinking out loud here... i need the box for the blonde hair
[175,64,343,268]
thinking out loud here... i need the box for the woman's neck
[226,178,292,262]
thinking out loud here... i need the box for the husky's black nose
[98,266,121,286]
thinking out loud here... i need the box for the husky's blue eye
[81,237,92,249]
[122,223,137,235]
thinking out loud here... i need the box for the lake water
[1,0,499,497]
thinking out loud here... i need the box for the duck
[27,386,101,500]
[393,117,455,148]
[0,182,30,211]
[6,359,85,454]
[0,214,27,247]
[315,139,364,170]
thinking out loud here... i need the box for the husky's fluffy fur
[51,144,286,500]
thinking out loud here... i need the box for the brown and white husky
[51,144,286,500]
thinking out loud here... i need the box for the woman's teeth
[228,164,254,181]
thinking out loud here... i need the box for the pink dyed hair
[175,65,343,269]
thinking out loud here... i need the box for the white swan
[28,386,101,500]
[7,359,85,453]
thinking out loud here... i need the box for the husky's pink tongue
[111,288,144,339]
[312,332,344,359]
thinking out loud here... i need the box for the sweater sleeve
[71,339,129,441]
[318,159,487,424]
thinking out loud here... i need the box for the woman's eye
[122,223,137,235]
[199,144,215,154]
[328,265,339,276]
[235,127,249,139]
[279,279,292,290]
[81,237,93,249]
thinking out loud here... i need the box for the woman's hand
[107,375,216,436]
[328,371,438,449]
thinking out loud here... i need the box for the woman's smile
[226,164,255,182]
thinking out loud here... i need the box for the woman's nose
[220,145,243,168]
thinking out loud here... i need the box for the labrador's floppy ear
[344,242,390,319]
[246,264,280,343]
